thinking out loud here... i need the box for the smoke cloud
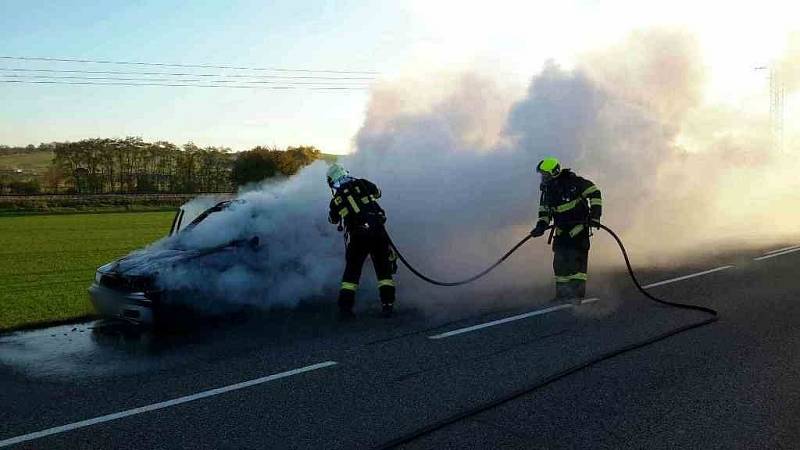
[779,32,800,93]
[121,28,798,315]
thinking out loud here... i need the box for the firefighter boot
[571,281,587,306]
[338,290,356,321]
[379,283,396,318]
[550,282,572,303]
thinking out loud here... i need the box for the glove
[589,218,602,229]
[531,222,547,237]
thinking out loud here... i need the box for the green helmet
[536,157,562,179]
[326,163,350,187]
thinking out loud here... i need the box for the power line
[0,79,368,90]
[0,67,376,80]
[1,74,370,86]
[0,56,379,75]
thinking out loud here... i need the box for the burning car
[88,198,261,326]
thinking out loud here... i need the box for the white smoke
[123,28,798,314]
[118,164,342,311]
[779,32,800,94]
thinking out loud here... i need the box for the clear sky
[1,0,796,153]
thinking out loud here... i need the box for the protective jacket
[328,178,385,232]
[536,169,602,246]
[535,169,602,299]
[328,177,395,313]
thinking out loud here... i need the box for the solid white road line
[428,298,600,340]
[754,247,800,261]
[641,265,735,289]
[0,361,338,448]
[763,244,800,256]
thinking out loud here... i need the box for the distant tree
[230,145,322,186]
[150,141,180,192]
[52,142,85,192]
[277,146,322,176]
[197,146,233,192]
[41,165,66,193]
[230,146,280,186]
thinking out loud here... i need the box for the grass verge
[0,211,174,331]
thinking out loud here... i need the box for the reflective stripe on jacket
[536,169,602,236]
[328,178,385,230]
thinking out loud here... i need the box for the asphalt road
[1,240,799,449]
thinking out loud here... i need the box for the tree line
[0,138,327,194]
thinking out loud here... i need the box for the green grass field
[0,151,53,171]
[0,211,175,331]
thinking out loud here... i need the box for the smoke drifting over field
[136,28,797,313]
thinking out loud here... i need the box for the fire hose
[377,222,719,449]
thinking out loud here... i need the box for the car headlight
[95,271,103,284]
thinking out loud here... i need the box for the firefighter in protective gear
[531,157,602,302]
[327,164,396,318]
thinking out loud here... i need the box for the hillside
[0,150,53,173]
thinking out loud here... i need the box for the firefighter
[327,163,396,319]
[530,157,602,303]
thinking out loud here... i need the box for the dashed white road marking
[428,298,600,340]
[3,245,783,447]
[763,244,800,256]
[0,361,338,448]
[754,247,800,261]
[430,262,741,340]
[641,265,735,289]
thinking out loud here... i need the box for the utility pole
[755,65,785,152]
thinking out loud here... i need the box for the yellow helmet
[536,157,562,180]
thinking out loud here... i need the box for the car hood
[101,237,260,278]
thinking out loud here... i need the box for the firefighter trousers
[338,226,396,311]
[552,236,589,299]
